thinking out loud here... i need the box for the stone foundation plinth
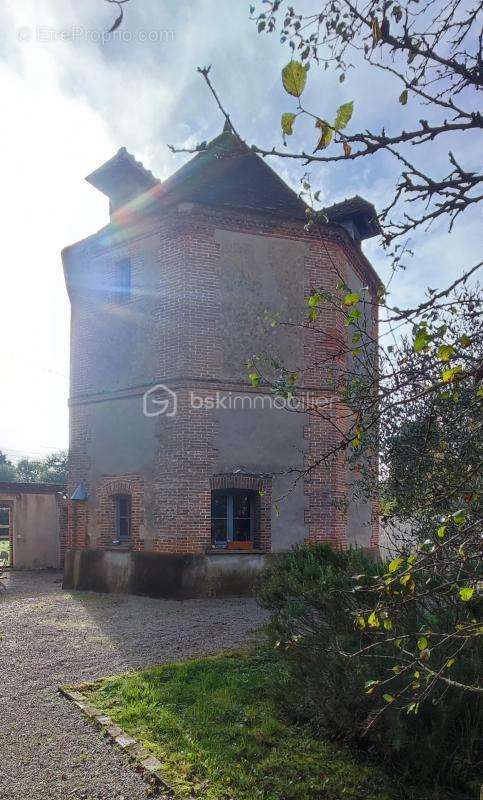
[63,548,272,599]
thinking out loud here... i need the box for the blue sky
[0,0,480,459]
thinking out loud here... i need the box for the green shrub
[259,543,482,798]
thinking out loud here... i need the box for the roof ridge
[116,147,161,184]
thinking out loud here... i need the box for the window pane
[116,496,131,539]
[211,493,228,517]
[211,518,228,542]
[0,508,9,526]
[118,497,129,517]
[114,258,131,302]
[233,518,251,541]
[233,494,251,518]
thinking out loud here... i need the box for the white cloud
[0,0,478,457]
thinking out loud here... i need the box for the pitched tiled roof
[325,195,380,238]
[87,146,160,190]
[85,127,380,239]
[86,147,160,210]
[0,482,66,494]
[154,125,308,219]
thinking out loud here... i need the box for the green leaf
[282,61,308,97]
[445,658,456,668]
[383,693,395,704]
[383,618,393,630]
[344,292,361,306]
[389,556,404,573]
[315,119,333,150]
[248,372,261,388]
[452,509,466,525]
[368,611,380,628]
[399,89,408,105]
[417,636,428,651]
[413,326,430,352]
[459,334,471,348]
[352,426,362,448]
[308,290,332,308]
[442,365,462,383]
[345,308,361,326]
[334,100,354,130]
[281,112,297,137]
[437,344,455,362]
[459,587,474,602]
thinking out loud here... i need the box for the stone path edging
[59,683,173,798]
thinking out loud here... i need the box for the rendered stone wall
[64,202,380,558]
[63,548,273,598]
[0,489,65,569]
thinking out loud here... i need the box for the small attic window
[113,257,131,303]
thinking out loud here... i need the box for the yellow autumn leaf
[281,112,297,137]
[315,119,333,150]
[281,61,308,97]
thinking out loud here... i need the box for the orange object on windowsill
[228,540,253,551]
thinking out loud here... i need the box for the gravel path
[0,570,267,800]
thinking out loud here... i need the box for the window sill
[104,540,133,551]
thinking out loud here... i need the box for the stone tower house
[62,124,381,597]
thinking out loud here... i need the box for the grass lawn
[85,652,404,800]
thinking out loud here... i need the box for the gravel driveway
[0,570,267,800]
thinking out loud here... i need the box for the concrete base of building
[63,548,274,598]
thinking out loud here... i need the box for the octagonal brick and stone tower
[62,122,381,597]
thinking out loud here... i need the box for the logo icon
[143,384,178,417]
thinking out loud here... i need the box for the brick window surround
[209,474,272,552]
[96,476,144,550]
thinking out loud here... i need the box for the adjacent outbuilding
[0,482,67,569]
